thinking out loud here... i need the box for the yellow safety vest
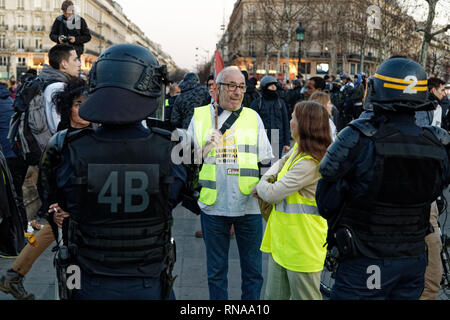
[194,105,260,205]
[260,143,328,273]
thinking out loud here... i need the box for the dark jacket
[286,86,304,116]
[49,14,91,57]
[316,112,450,258]
[242,83,260,108]
[250,89,290,156]
[170,80,210,129]
[0,84,15,159]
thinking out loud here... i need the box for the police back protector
[342,118,448,258]
[67,130,173,277]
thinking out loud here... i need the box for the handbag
[258,197,273,222]
[257,175,276,222]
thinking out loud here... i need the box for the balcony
[0,25,8,31]
[33,48,43,52]
[14,25,27,31]
[32,26,45,32]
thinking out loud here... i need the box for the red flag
[214,49,225,79]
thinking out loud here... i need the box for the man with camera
[49,0,91,59]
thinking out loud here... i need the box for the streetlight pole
[296,22,305,78]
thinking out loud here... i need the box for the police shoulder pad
[320,126,361,178]
[66,127,94,145]
[423,126,450,146]
[348,118,377,137]
[151,127,173,140]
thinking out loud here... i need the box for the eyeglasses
[219,82,247,92]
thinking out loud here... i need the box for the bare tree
[414,0,450,67]
[257,0,310,79]
[309,0,350,75]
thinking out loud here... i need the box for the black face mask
[262,87,278,100]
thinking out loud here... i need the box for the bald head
[215,66,246,111]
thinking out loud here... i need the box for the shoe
[0,251,18,259]
[194,230,203,238]
[0,275,35,300]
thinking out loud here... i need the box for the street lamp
[296,22,305,77]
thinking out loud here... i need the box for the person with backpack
[0,81,29,233]
[42,44,81,135]
[49,0,91,59]
[0,78,90,300]
[250,75,290,161]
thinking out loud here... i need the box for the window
[249,41,254,57]
[0,0,4,8]
[35,16,42,27]
[0,15,4,26]
[17,0,24,9]
[0,57,8,66]
[0,34,5,48]
[350,63,356,75]
[18,57,27,66]
[17,16,24,28]
[17,37,24,50]
[52,0,60,11]
[35,37,42,50]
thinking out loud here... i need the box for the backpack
[7,77,55,166]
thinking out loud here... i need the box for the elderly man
[186,66,273,300]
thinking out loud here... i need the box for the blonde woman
[309,91,337,141]
[253,101,332,300]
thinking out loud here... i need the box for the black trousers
[6,157,28,231]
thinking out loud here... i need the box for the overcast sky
[113,0,449,71]
[114,0,236,71]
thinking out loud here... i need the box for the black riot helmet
[366,57,434,112]
[79,44,168,124]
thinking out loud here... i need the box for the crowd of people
[0,0,449,302]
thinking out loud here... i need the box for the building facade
[0,0,177,79]
[219,0,449,81]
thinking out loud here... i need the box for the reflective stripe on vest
[194,105,259,205]
[260,143,328,273]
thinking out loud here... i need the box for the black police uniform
[0,149,25,257]
[316,58,450,300]
[39,44,185,300]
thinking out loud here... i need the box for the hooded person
[250,75,291,159]
[38,44,187,300]
[170,72,210,129]
[241,70,260,108]
[0,82,25,259]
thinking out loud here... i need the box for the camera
[60,36,70,43]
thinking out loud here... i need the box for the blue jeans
[71,273,176,300]
[201,212,263,300]
[331,254,427,300]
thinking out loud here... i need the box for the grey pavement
[1,192,449,300]
[0,203,270,300]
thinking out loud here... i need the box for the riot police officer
[316,57,450,300]
[39,44,185,300]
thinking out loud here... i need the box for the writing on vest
[261,143,328,273]
[194,105,260,205]
[66,131,173,275]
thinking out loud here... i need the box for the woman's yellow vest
[260,144,328,273]
[194,105,260,205]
